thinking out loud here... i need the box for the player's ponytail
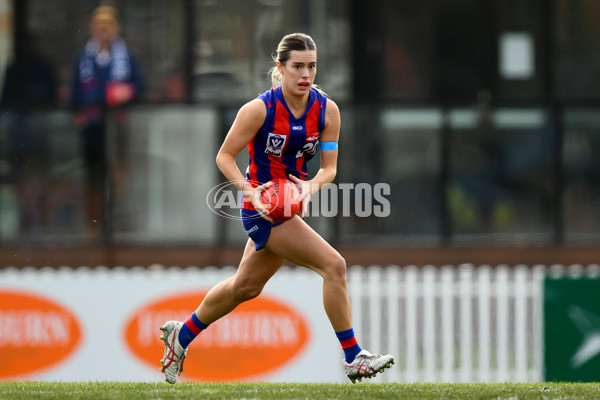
[269,33,328,97]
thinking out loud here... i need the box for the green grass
[0,382,599,400]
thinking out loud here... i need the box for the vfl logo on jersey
[265,133,287,157]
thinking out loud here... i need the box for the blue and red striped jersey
[246,86,327,186]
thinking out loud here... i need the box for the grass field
[0,382,599,400]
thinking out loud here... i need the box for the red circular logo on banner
[124,290,311,381]
[0,290,83,380]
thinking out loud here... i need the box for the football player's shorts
[240,209,283,250]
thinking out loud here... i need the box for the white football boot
[160,321,188,384]
[344,349,394,383]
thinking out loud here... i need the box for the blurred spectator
[70,4,143,240]
[1,32,57,234]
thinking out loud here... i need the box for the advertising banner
[0,267,344,382]
[544,278,600,382]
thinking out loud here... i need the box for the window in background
[555,0,600,99]
[448,106,554,244]
[10,1,188,245]
[1,2,88,244]
[26,0,186,105]
[112,106,218,244]
[379,0,435,100]
[120,0,186,103]
[337,106,442,244]
[432,0,493,102]
[0,111,85,243]
[379,0,495,102]
[563,109,600,243]
[26,0,95,106]
[192,0,351,103]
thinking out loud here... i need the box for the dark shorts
[240,209,283,250]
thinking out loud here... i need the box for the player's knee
[232,281,263,302]
[325,253,347,284]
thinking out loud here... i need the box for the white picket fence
[3,262,598,383]
[347,263,600,383]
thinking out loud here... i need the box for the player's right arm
[216,98,273,221]
[216,99,264,188]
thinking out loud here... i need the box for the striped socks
[336,328,362,363]
[178,313,209,348]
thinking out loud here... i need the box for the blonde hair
[91,5,119,23]
[269,33,327,96]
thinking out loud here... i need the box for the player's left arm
[289,99,340,210]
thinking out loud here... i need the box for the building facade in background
[0,0,599,248]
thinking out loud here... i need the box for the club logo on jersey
[265,133,287,157]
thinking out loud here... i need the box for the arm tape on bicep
[320,141,338,151]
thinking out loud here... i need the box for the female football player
[160,33,394,384]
